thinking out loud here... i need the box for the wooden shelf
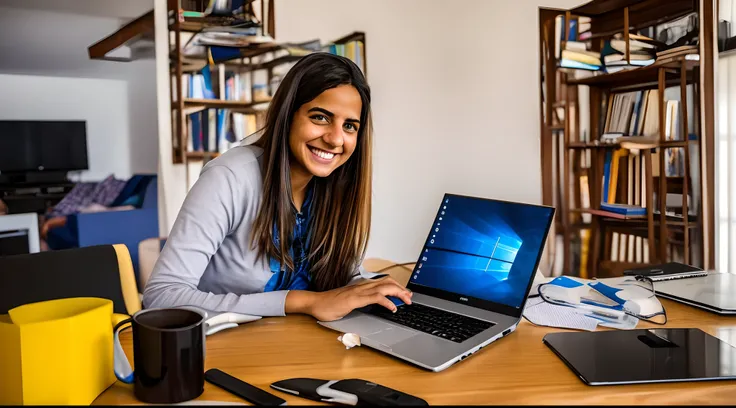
[567,139,690,149]
[223,55,303,71]
[572,0,696,39]
[571,208,647,220]
[571,209,699,228]
[571,0,644,15]
[566,56,699,89]
[601,217,699,229]
[178,16,238,33]
[186,151,221,160]
[174,98,270,114]
[332,31,367,44]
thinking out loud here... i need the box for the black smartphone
[205,368,287,406]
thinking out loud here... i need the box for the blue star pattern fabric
[263,185,314,292]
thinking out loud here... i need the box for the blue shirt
[263,184,314,292]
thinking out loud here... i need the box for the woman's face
[289,84,362,178]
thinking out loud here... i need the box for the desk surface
[94,260,736,405]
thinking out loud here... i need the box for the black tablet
[544,328,736,385]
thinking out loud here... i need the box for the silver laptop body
[654,271,736,315]
[319,194,555,372]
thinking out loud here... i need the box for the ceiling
[0,0,156,79]
[0,0,153,19]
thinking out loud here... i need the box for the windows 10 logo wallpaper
[412,195,552,308]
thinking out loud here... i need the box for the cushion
[47,175,126,218]
[120,194,143,208]
[47,182,97,217]
[110,175,154,208]
[88,175,127,207]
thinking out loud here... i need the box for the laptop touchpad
[366,326,418,346]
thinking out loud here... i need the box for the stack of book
[599,202,647,217]
[655,45,699,64]
[602,33,661,73]
[561,42,602,71]
[555,15,601,71]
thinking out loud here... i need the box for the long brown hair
[250,52,372,291]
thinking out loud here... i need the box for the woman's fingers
[346,275,414,312]
[371,280,413,304]
[370,293,399,313]
[353,283,412,310]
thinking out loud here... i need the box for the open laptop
[654,271,736,315]
[319,193,555,372]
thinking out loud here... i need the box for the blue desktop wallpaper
[411,196,553,309]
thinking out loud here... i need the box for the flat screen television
[0,120,89,173]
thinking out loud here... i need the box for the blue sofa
[47,175,159,283]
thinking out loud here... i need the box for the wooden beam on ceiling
[88,10,155,62]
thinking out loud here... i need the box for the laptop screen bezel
[405,193,556,319]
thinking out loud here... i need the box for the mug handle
[113,318,135,384]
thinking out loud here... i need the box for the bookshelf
[538,0,716,278]
[168,2,367,165]
[88,1,367,167]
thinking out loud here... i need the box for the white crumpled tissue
[338,333,361,349]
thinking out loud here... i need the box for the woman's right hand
[289,276,413,322]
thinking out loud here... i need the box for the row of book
[181,108,259,154]
[178,39,365,105]
[602,90,661,137]
[175,38,365,155]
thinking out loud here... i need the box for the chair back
[0,244,140,315]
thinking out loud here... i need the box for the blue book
[602,150,612,201]
[190,112,202,151]
[599,202,647,216]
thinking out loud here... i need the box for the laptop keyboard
[367,303,494,343]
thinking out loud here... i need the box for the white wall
[0,5,159,183]
[274,0,583,262]
[154,0,583,261]
[0,74,133,181]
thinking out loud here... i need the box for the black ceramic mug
[113,308,206,403]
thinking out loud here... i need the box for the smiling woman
[143,53,413,322]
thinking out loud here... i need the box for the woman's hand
[286,276,413,322]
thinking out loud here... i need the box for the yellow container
[0,297,118,405]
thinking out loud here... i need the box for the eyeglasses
[537,275,667,325]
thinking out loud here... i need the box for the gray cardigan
[142,145,371,316]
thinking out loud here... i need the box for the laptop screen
[406,194,554,315]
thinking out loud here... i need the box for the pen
[576,303,626,319]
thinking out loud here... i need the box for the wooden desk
[94,260,736,405]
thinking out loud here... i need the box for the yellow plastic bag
[0,297,118,405]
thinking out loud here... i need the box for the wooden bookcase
[88,1,367,168]
[538,0,716,278]
[168,7,367,165]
